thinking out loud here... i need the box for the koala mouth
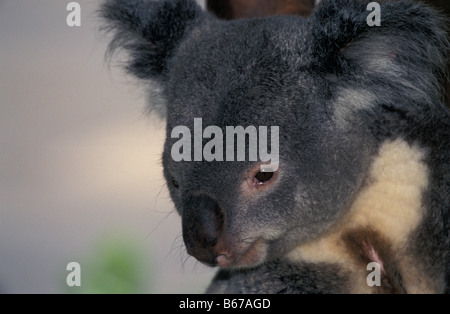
[215,238,267,268]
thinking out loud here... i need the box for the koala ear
[100,0,206,80]
[309,0,449,105]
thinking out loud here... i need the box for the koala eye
[171,177,180,189]
[242,165,279,196]
[254,171,274,184]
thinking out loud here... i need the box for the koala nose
[182,194,224,266]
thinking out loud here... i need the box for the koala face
[101,0,448,270]
[158,18,375,268]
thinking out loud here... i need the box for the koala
[101,0,450,293]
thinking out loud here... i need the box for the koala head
[101,0,448,268]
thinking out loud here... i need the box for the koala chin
[101,0,450,293]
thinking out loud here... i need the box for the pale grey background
[0,0,215,293]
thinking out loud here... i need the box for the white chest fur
[286,138,437,293]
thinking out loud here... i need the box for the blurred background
[0,0,216,293]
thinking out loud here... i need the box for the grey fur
[100,0,450,293]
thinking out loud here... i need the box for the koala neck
[285,138,440,293]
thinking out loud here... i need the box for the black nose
[182,194,224,266]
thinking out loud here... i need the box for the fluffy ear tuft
[100,0,206,80]
[309,0,449,106]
